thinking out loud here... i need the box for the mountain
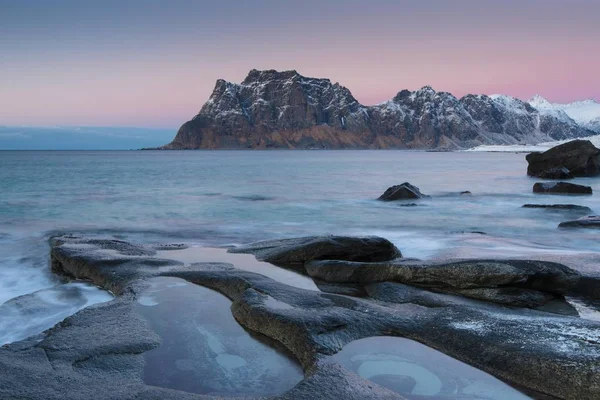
[529,95,600,133]
[163,69,596,150]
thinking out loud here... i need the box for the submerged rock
[526,139,600,177]
[523,204,592,212]
[532,181,592,195]
[559,216,600,228]
[378,183,429,201]
[228,235,402,265]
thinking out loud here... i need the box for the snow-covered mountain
[163,69,597,150]
[529,95,600,133]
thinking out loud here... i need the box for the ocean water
[1,150,600,344]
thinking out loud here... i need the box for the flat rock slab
[378,182,430,201]
[228,235,402,265]
[559,216,600,229]
[305,258,580,312]
[533,181,592,195]
[1,236,599,400]
[526,139,600,177]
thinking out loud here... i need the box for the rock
[532,181,592,195]
[50,236,182,294]
[378,183,429,201]
[228,235,402,265]
[536,167,574,180]
[305,258,580,312]
[571,275,600,300]
[559,216,600,228]
[306,259,579,293]
[160,69,594,151]
[1,235,596,400]
[448,287,560,310]
[526,139,600,177]
[523,204,592,212]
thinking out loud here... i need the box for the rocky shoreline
[0,234,598,399]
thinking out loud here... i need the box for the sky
[0,0,599,129]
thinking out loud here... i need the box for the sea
[1,150,600,344]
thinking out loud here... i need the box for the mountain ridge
[163,69,596,150]
[528,95,600,134]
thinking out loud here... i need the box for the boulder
[559,216,600,228]
[378,182,429,201]
[523,204,592,212]
[526,139,600,177]
[228,235,402,265]
[532,181,592,195]
[536,167,574,180]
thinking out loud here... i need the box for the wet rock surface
[378,183,430,201]
[559,215,600,228]
[229,235,402,265]
[527,139,600,177]
[1,235,599,400]
[533,181,593,195]
[305,258,580,313]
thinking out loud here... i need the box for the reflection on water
[156,246,319,291]
[137,277,303,397]
[326,336,530,400]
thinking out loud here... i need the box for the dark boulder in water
[228,235,402,265]
[523,204,592,212]
[559,216,600,228]
[378,182,429,201]
[526,140,600,177]
[533,181,592,195]
[536,167,574,180]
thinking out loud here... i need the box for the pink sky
[0,0,598,128]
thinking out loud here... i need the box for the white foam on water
[0,282,113,345]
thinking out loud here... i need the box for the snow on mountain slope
[529,95,600,133]
[467,134,600,152]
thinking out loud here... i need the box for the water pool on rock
[326,336,531,400]
[136,276,304,397]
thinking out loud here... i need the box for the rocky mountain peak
[529,94,552,108]
[242,69,302,85]
[164,69,597,150]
